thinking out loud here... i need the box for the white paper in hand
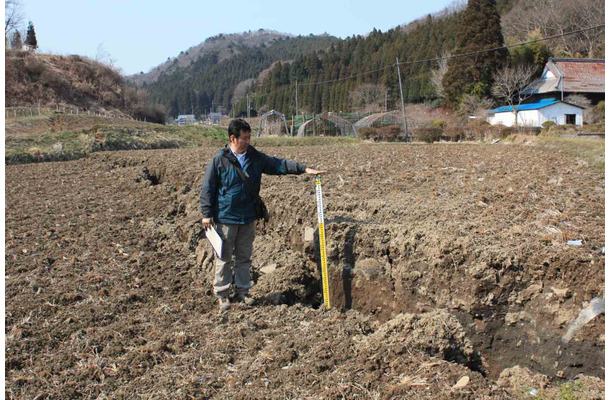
[205,225,223,258]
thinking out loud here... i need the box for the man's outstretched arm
[305,167,327,175]
[262,154,326,175]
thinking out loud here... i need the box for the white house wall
[538,103,583,126]
[487,112,515,126]
[487,109,539,127]
[518,110,539,127]
[488,102,583,127]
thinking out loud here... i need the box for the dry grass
[5,120,226,164]
[534,137,605,170]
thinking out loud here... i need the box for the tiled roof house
[523,58,605,103]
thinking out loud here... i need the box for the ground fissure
[6,142,604,398]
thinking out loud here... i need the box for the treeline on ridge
[145,0,603,119]
[143,35,340,118]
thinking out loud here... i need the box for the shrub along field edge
[5,125,227,165]
[5,119,603,170]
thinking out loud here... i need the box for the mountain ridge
[130,29,307,86]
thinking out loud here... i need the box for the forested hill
[142,0,604,118]
[247,0,603,116]
[141,14,463,118]
[144,9,465,117]
[130,30,322,86]
[138,32,340,117]
[252,15,463,115]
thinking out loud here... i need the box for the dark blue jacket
[200,145,307,224]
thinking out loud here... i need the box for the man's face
[230,130,251,153]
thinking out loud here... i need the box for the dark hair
[228,118,251,139]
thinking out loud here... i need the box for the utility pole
[396,57,409,141]
[247,94,250,119]
[295,79,298,119]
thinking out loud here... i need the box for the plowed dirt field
[5,141,604,399]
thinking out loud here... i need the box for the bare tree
[94,43,118,69]
[9,30,23,50]
[564,94,591,108]
[565,94,598,124]
[232,78,255,105]
[564,0,605,57]
[430,53,450,99]
[502,0,605,58]
[433,0,467,18]
[5,0,24,36]
[458,94,493,119]
[492,64,538,127]
[349,83,387,112]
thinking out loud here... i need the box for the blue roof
[488,98,562,113]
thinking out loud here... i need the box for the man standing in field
[200,118,325,312]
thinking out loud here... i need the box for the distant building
[523,58,605,104]
[487,98,584,127]
[176,114,196,125]
[209,112,222,125]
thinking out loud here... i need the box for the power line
[299,65,394,87]
[299,24,605,88]
[242,24,604,107]
[398,24,605,67]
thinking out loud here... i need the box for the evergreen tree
[442,0,508,108]
[25,21,37,49]
[508,29,552,75]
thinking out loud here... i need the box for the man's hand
[201,218,213,229]
[305,167,327,175]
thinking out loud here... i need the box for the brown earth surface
[5,142,604,399]
[5,114,157,138]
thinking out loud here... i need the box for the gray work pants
[213,222,255,299]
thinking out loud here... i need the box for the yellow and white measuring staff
[315,174,331,309]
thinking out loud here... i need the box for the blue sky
[22,0,458,75]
